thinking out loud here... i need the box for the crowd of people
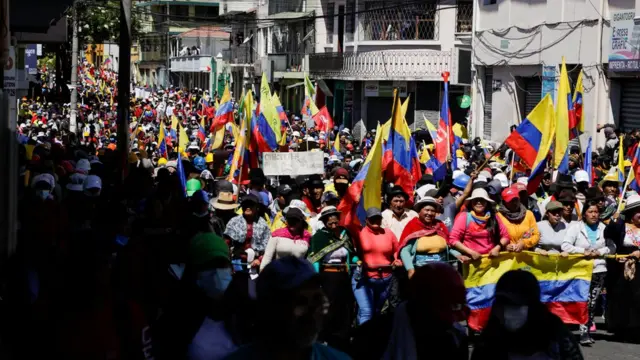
[8,71,640,360]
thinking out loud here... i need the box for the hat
[388,185,409,200]
[599,170,622,188]
[166,160,178,169]
[66,173,87,192]
[557,192,576,204]
[574,170,589,184]
[307,175,324,188]
[516,177,528,186]
[157,158,168,166]
[277,184,293,196]
[240,194,260,207]
[413,196,443,212]
[466,188,494,203]
[284,207,307,222]
[75,158,91,173]
[191,190,210,204]
[545,200,563,212]
[486,179,503,196]
[494,270,541,306]
[480,169,493,180]
[31,173,55,189]
[257,256,318,300]
[83,175,102,190]
[321,191,339,204]
[210,191,239,210]
[415,184,437,199]
[334,167,350,183]
[623,194,640,216]
[186,178,202,196]
[215,180,234,194]
[292,131,301,137]
[493,173,509,188]
[585,186,604,202]
[188,232,230,270]
[366,207,382,219]
[287,200,311,217]
[501,186,520,203]
[249,168,266,183]
[512,182,527,193]
[555,174,574,189]
[318,206,341,221]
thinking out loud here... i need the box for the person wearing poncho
[397,196,451,279]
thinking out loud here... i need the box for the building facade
[471,0,640,148]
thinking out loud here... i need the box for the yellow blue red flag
[554,57,572,174]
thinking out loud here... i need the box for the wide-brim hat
[622,194,640,216]
[554,173,574,189]
[466,188,495,204]
[318,205,341,221]
[413,196,443,212]
[211,191,239,210]
[599,170,622,188]
[585,186,604,202]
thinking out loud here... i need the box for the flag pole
[509,153,516,185]
[476,142,504,172]
[617,169,633,213]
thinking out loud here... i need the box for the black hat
[388,185,409,200]
[284,207,307,222]
[240,194,260,207]
[585,186,604,203]
[249,168,266,182]
[555,174,574,189]
[277,184,293,196]
[307,174,324,188]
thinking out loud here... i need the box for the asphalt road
[576,319,640,359]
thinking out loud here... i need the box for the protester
[260,207,311,270]
[381,185,418,240]
[497,185,540,252]
[562,201,615,345]
[224,194,271,272]
[471,270,584,359]
[535,201,570,255]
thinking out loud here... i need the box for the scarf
[271,227,311,243]
[497,204,527,222]
[307,227,355,264]
[223,215,270,252]
[397,218,449,256]
[469,211,491,227]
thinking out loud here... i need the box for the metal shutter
[523,77,542,116]
[483,68,493,139]
[621,81,640,130]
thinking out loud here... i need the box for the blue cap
[452,174,471,190]
[257,256,318,299]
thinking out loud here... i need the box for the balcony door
[338,5,345,53]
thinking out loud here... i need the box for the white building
[471,0,640,148]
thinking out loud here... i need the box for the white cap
[494,173,509,188]
[31,173,55,189]
[83,175,102,190]
[574,170,589,184]
[66,173,87,192]
[516,177,529,185]
[415,184,436,199]
[474,175,488,183]
[75,159,92,173]
[292,131,301,137]
[452,169,464,180]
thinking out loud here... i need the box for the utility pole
[117,0,132,183]
[69,0,79,133]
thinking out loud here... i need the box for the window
[170,5,189,18]
[346,0,355,42]
[326,2,335,44]
[456,1,473,32]
[194,6,219,18]
[362,1,437,41]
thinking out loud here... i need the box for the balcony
[223,45,259,65]
[309,50,454,81]
[358,2,438,42]
[170,55,214,72]
[269,53,308,79]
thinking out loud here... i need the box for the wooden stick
[476,142,504,172]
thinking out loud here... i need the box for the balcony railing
[359,2,438,41]
[223,46,258,65]
[456,2,473,33]
[309,50,452,81]
[269,53,307,72]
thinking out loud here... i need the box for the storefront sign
[393,81,408,97]
[541,65,556,103]
[609,11,640,71]
[364,81,379,97]
[25,44,38,75]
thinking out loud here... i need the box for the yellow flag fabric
[553,58,570,169]
[243,90,254,144]
[303,73,320,116]
[362,123,384,211]
[212,126,225,150]
[573,71,585,133]
[178,123,189,152]
[260,73,282,143]
[531,94,557,170]
[382,96,410,142]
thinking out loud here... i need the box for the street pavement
[577,319,640,359]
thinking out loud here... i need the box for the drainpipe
[471,0,480,139]
[592,0,605,148]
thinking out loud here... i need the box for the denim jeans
[352,268,392,325]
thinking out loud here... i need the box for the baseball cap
[83,175,102,190]
[257,256,318,301]
[501,186,520,203]
[366,207,382,219]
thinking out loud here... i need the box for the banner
[463,252,594,331]
[263,151,324,177]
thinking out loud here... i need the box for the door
[621,80,640,130]
[483,68,493,139]
[338,5,345,53]
[523,77,542,117]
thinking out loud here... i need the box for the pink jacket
[448,212,510,254]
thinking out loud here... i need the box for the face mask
[193,211,209,218]
[36,190,51,201]
[196,268,233,299]
[84,190,101,198]
[502,305,528,332]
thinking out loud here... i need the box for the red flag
[313,106,333,135]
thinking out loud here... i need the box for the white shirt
[381,209,418,240]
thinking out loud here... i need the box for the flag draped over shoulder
[554,58,572,174]
[464,252,594,331]
[382,90,421,203]
[338,123,383,237]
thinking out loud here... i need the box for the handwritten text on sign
[263,151,325,177]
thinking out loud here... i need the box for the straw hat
[210,191,239,210]
[466,188,494,203]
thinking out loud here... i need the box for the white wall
[220,0,257,14]
[471,0,634,146]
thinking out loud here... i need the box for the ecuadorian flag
[506,94,556,169]
[464,252,593,331]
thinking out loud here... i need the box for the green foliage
[75,0,142,44]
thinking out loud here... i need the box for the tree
[74,0,142,45]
